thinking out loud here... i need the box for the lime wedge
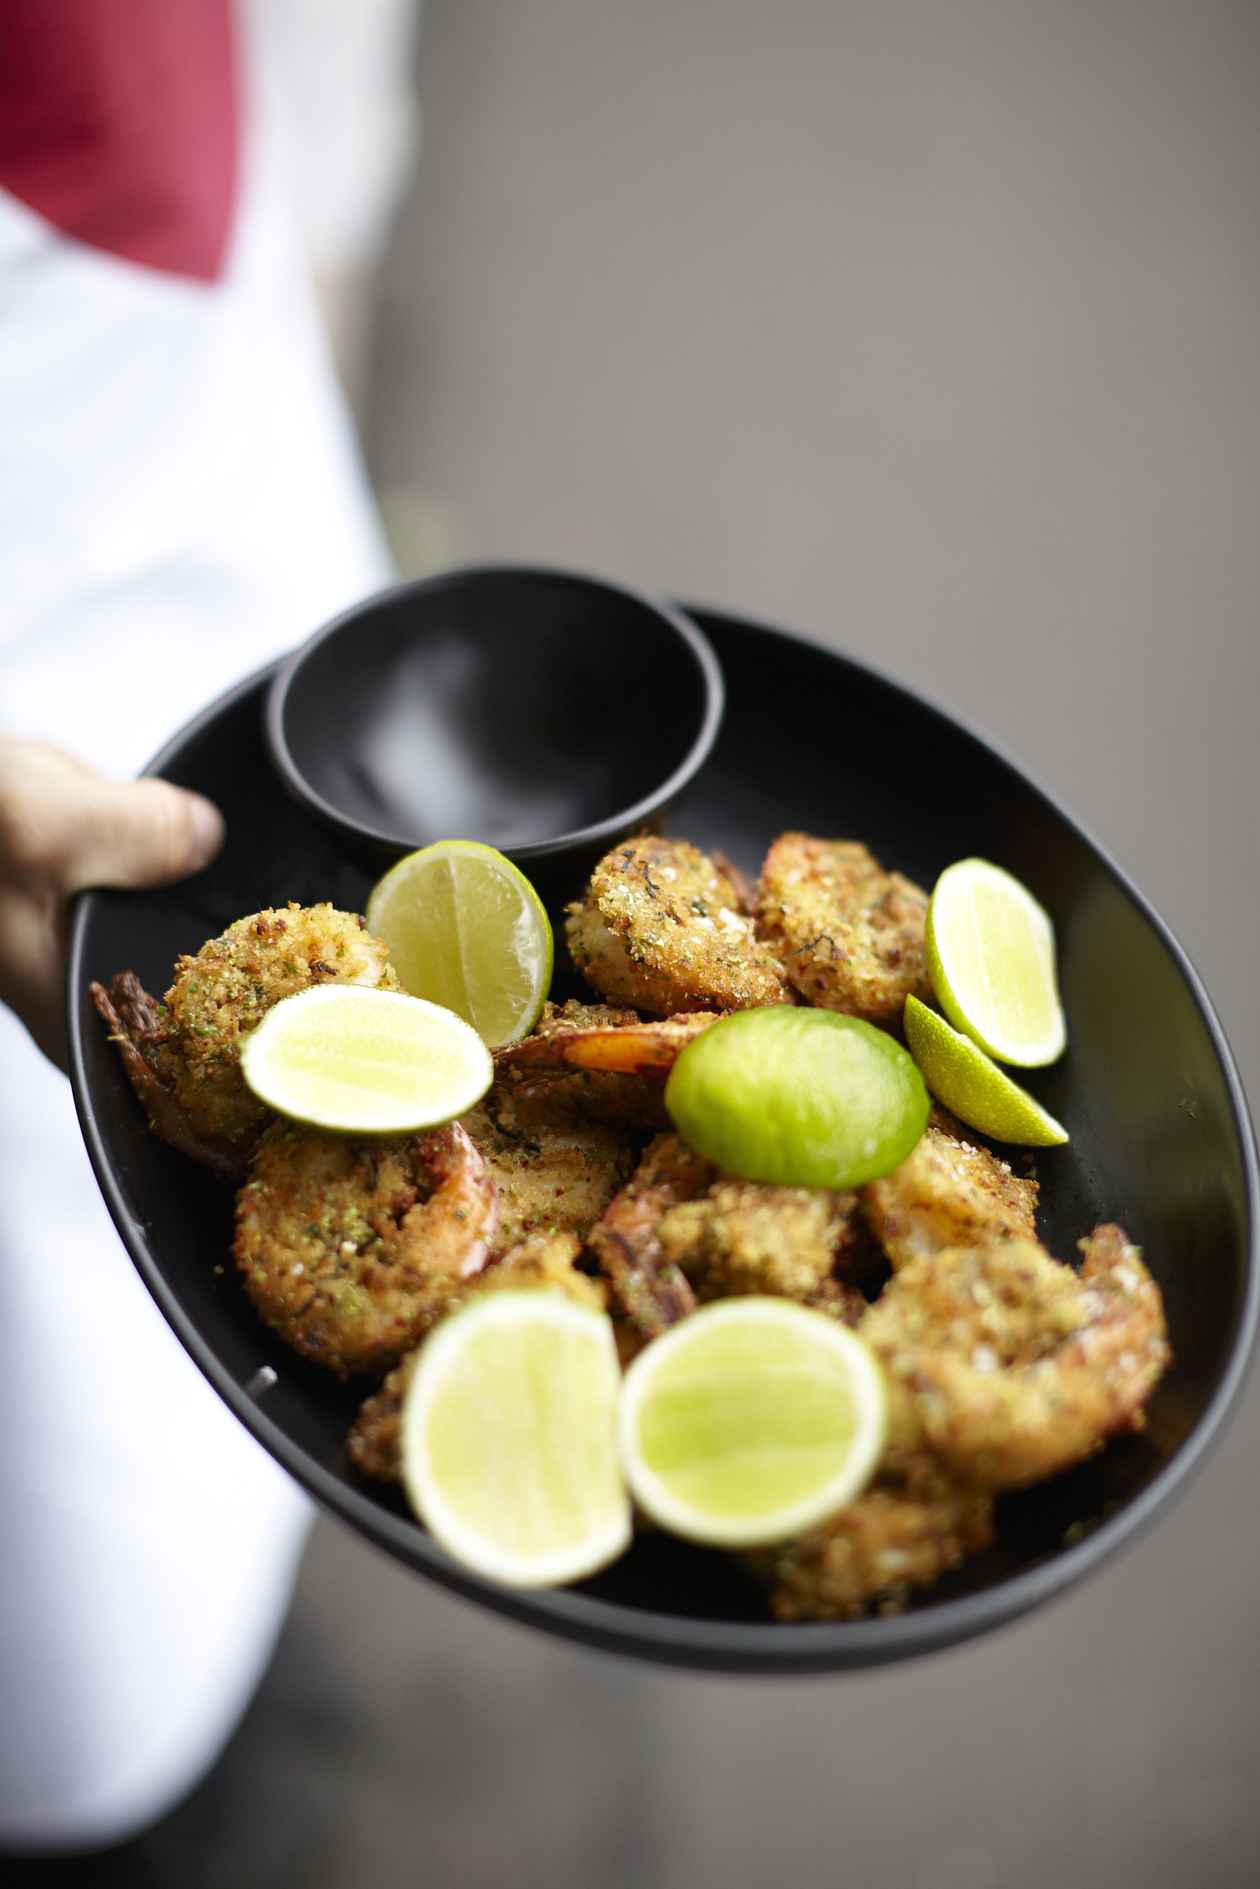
[664,1006,929,1189]
[903,995,1068,1147]
[401,1293,631,1588]
[366,840,553,1049]
[619,1298,887,1547]
[926,858,1066,1067]
[240,984,493,1133]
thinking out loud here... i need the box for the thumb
[65,777,226,892]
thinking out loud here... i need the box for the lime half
[926,857,1066,1067]
[904,995,1068,1147]
[619,1298,887,1548]
[366,839,553,1049]
[401,1293,631,1588]
[240,984,493,1134]
[664,1006,929,1189]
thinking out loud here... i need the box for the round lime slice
[664,1006,929,1189]
[619,1298,887,1548]
[366,839,553,1049]
[240,984,493,1134]
[926,857,1066,1067]
[401,1292,631,1588]
[903,994,1068,1147]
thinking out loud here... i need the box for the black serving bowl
[68,603,1257,1675]
[266,565,724,893]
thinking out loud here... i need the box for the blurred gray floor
[23,4,1259,1884]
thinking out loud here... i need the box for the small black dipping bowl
[266,565,724,895]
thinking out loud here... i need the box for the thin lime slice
[401,1292,631,1588]
[240,984,493,1133]
[926,858,1066,1067]
[903,995,1068,1147]
[366,840,553,1049]
[664,1006,929,1189]
[619,1298,887,1548]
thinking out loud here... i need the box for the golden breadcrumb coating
[167,903,395,1058]
[657,1177,867,1322]
[745,1456,995,1620]
[862,1107,1038,1270]
[233,1120,496,1379]
[567,834,792,1015]
[861,1226,1170,1491]
[756,834,929,1025]
[461,1082,636,1257]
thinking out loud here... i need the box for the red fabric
[0,0,238,281]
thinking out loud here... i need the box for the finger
[64,778,226,892]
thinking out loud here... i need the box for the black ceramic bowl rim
[264,563,726,861]
[66,605,1259,1675]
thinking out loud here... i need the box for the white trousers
[0,1025,312,1849]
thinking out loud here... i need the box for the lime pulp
[239,984,493,1134]
[366,839,553,1049]
[402,1293,631,1588]
[619,1298,887,1547]
[926,858,1065,1068]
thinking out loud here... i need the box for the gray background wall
[63,4,1260,1884]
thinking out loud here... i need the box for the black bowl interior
[68,605,1257,1675]
[268,567,721,859]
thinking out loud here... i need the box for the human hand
[0,739,225,1068]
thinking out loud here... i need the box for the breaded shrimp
[756,834,930,1025]
[862,1108,1039,1271]
[347,1231,607,1482]
[476,1228,609,1312]
[346,1356,417,1483]
[567,834,792,1015]
[233,1119,496,1379]
[657,1177,868,1322]
[167,903,395,1053]
[745,1455,995,1620]
[587,1133,715,1337]
[496,1007,730,1138]
[461,1083,636,1256]
[495,1001,685,1133]
[861,1227,1170,1491]
[92,903,397,1167]
[89,972,245,1174]
[497,1008,717,1077]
